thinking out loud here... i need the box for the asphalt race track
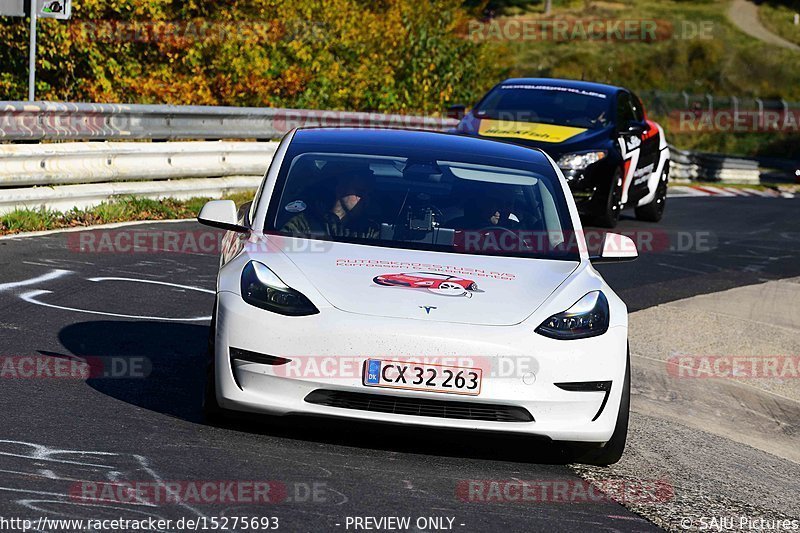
[0,196,798,533]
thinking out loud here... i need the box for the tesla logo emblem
[419,306,437,314]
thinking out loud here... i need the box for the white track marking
[87,277,215,294]
[742,188,771,197]
[0,440,175,527]
[667,186,708,197]
[0,487,78,498]
[0,269,71,292]
[694,185,736,197]
[656,262,709,275]
[0,440,117,468]
[7,273,213,321]
[134,454,205,519]
[19,290,211,321]
[722,187,749,196]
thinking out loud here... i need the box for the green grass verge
[759,2,800,47]
[0,191,255,237]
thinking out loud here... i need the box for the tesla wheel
[635,167,668,222]
[594,168,623,228]
[575,349,630,466]
[203,299,226,422]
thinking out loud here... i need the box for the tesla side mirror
[446,104,466,120]
[590,232,638,263]
[197,200,249,233]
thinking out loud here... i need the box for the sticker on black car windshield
[500,84,607,99]
[284,200,307,213]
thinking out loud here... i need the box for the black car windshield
[474,84,611,130]
[267,145,579,261]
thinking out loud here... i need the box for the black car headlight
[557,151,607,171]
[241,261,319,316]
[535,291,609,340]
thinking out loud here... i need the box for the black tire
[575,349,630,466]
[635,166,668,222]
[593,168,623,228]
[202,299,226,422]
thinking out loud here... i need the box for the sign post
[28,1,36,100]
[27,0,71,101]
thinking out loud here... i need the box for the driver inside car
[448,195,514,230]
[281,167,380,239]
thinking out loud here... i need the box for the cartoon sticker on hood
[478,119,587,144]
[373,272,482,298]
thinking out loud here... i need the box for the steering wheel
[479,225,519,238]
[478,226,534,250]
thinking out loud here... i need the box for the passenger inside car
[281,165,380,239]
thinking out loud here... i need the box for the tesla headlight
[240,261,319,316]
[535,291,609,340]
[557,151,607,171]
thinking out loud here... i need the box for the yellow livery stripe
[478,119,587,143]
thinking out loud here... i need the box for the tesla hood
[271,236,579,326]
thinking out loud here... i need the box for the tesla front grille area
[304,390,535,423]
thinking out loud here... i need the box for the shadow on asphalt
[52,319,574,465]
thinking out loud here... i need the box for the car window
[616,92,637,124]
[267,148,579,261]
[473,84,611,130]
[631,93,646,122]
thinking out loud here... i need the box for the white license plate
[363,359,482,395]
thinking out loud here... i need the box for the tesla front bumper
[213,291,628,443]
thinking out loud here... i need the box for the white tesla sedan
[198,128,637,465]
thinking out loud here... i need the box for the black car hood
[455,114,615,158]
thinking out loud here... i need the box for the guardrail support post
[755,98,764,131]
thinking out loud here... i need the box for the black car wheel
[635,167,668,222]
[594,168,623,228]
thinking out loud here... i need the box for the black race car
[449,78,669,228]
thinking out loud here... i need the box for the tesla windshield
[268,147,579,260]
[474,84,612,129]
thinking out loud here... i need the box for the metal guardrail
[0,175,263,215]
[0,140,767,215]
[639,90,800,116]
[0,141,277,214]
[0,101,795,215]
[0,101,457,141]
[669,147,762,183]
[0,141,277,187]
